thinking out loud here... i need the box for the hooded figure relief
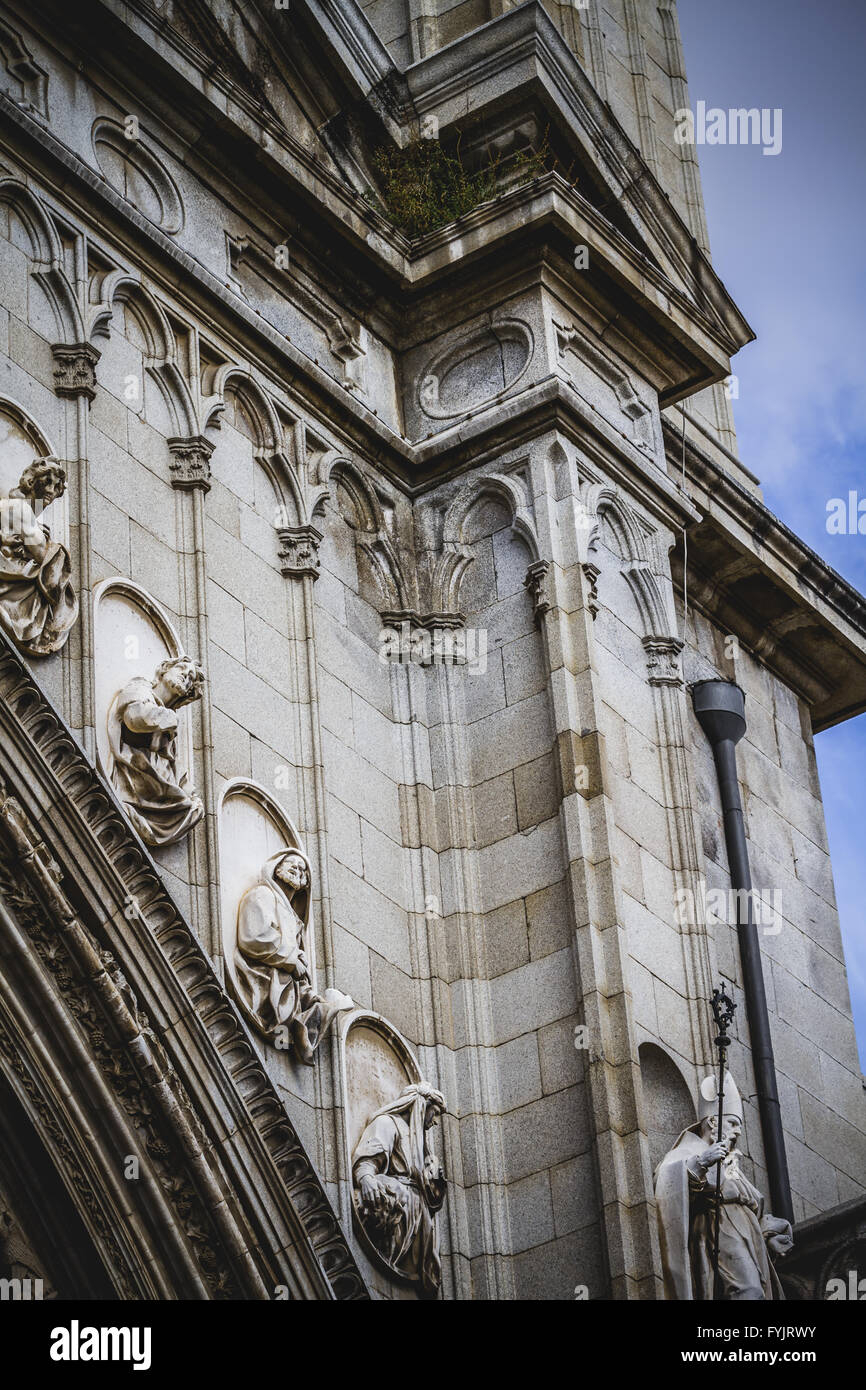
[0,457,78,656]
[654,1071,793,1300]
[235,848,353,1063]
[107,656,205,848]
[352,1081,447,1299]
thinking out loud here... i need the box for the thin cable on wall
[680,405,689,640]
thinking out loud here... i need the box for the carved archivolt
[0,622,368,1298]
[580,479,675,644]
[0,784,238,1297]
[436,468,541,616]
[0,177,84,342]
[313,456,408,612]
[0,178,313,568]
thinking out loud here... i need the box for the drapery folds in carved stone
[0,457,79,656]
[107,655,205,848]
[235,848,353,1062]
[352,1081,447,1298]
[655,1072,793,1300]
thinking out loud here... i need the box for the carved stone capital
[643,634,684,686]
[167,435,214,492]
[278,524,323,579]
[51,342,100,402]
[524,560,552,626]
[582,562,601,620]
[380,611,479,668]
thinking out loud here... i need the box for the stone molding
[0,787,240,1297]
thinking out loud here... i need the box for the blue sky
[678,0,866,1066]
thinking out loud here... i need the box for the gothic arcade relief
[220,785,353,1063]
[341,1013,448,1298]
[0,405,78,656]
[94,579,204,849]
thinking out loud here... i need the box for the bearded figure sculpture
[654,1071,793,1300]
[107,655,205,848]
[235,848,353,1064]
[0,457,78,655]
[352,1081,447,1299]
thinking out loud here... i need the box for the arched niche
[218,781,319,1024]
[92,578,193,787]
[338,1010,424,1284]
[91,119,183,235]
[639,1042,696,1173]
[0,397,68,546]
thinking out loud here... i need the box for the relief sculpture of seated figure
[352,1081,447,1299]
[107,655,205,849]
[0,456,78,656]
[235,848,354,1064]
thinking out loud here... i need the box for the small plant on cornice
[366,133,550,240]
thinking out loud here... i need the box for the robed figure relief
[0,457,78,655]
[235,848,353,1063]
[352,1081,447,1298]
[107,656,205,848]
[654,1071,793,1300]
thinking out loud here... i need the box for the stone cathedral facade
[0,0,863,1302]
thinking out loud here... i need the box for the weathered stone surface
[0,0,862,1306]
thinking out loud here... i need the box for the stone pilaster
[168,434,217,954]
[51,341,101,756]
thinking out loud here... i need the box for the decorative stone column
[277,495,348,1205]
[51,341,100,755]
[167,435,219,952]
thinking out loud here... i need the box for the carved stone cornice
[277,524,323,579]
[666,418,866,729]
[167,435,214,491]
[51,342,100,402]
[643,634,684,686]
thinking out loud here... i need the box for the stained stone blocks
[0,0,861,1303]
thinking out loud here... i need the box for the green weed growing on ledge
[367,134,550,240]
